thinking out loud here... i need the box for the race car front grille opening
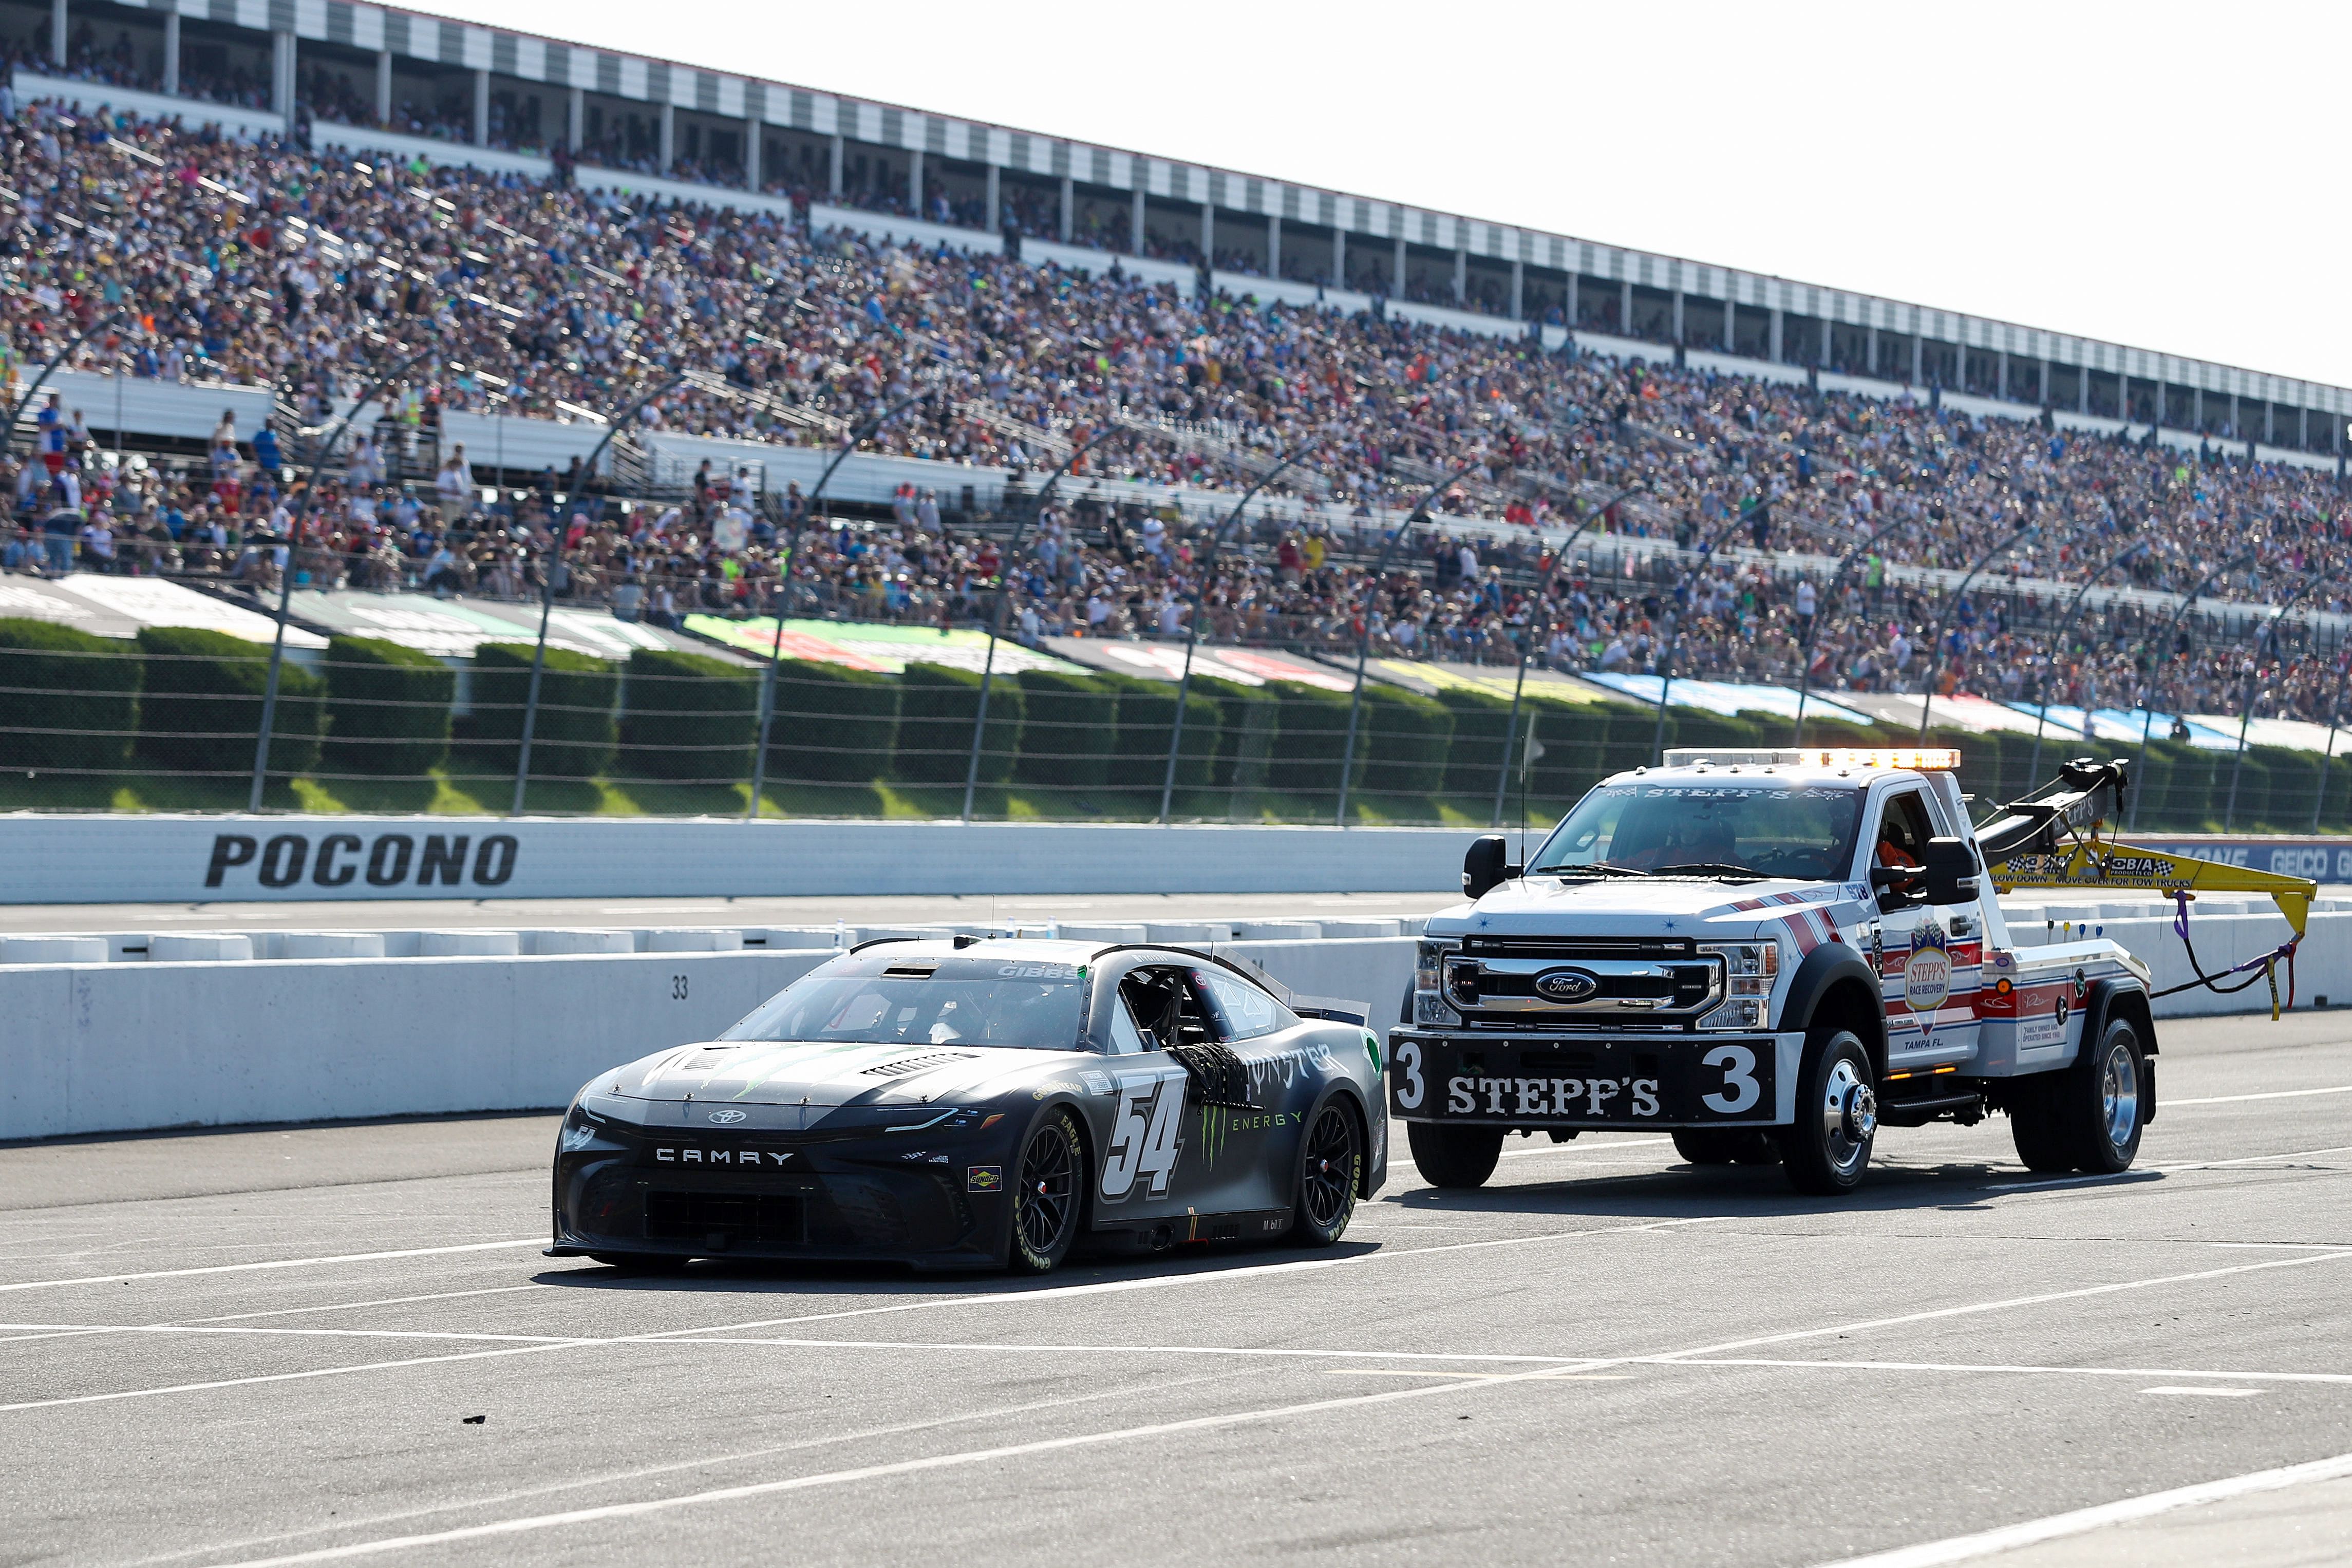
[646,1191,807,1246]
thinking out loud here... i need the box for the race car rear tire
[1289,1100,1361,1246]
[1009,1107,1085,1274]
[1672,1128,1780,1166]
[2059,1015,2148,1173]
[1779,1029,1876,1196]
[1406,1122,1503,1189]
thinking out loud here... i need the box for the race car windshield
[719,955,1090,1050]
[1528,783,1864,882]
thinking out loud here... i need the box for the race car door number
[1389,1037,1776,1125]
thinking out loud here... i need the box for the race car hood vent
[611,1041,1077,1107]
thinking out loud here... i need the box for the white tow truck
[1388,749,2315,1194]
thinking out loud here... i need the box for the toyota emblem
[1532,968,1598,1003]
[706,1108,749,1124]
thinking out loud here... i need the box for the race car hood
[1426,873,1867,938]
[592,1038,1095,1111]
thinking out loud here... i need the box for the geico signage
[205,832,519,890]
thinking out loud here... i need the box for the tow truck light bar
[1662,747,1963,772]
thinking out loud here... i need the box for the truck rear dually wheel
[1406,1123,1503,1189]
[1779,1030,1876,1195]
[2013,1015,2146,1174]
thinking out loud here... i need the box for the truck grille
[1444,947,1722,1025]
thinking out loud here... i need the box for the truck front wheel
[1407,1123,1504,1189]
[1779,1030,1876,1195]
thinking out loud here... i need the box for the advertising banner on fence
[0,815,1469,904]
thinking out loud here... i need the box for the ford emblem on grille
[1532,968,1600,1002]
[706,1108,749,1124]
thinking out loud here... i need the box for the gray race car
[549,937,1387,1273]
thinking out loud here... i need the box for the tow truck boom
[1979,758,2315,937]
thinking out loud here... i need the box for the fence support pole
[746,390,930,820]
[247,523,300,812]
[1337,459,1481,827]
[1490,488,1636,826]
[2127,548,2256,832]
[2223,570,2325,831]
[512,371,682,816]
[964,425,1130,824]
[1161,455,1306,824]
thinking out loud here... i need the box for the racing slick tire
[1671,1128,1780,1166]
[1406,1122,1504,1189]
[1289,1098,1362,1246]
[1778,1029,1877,1196]
[1008,1107,1086,1274]
[2022,1015,2147,1175]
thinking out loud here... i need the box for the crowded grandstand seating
[4,98,2350,733]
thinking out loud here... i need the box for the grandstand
[5,0,2352,830]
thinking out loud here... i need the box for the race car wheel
[1779,1029,1876,1196]
[1009,1108,1084,1274]
[1672,1128,1780,1166]
[1406,1122,1503,1189]
[1290,1100,1361,1246]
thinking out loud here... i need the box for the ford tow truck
[1388,750,2315,1195]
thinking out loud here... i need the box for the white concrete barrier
[149,934,253,962]
[1,815,1465,903]
[0,937,1416,1141]
[526,931,635,956]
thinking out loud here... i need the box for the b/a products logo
[205,832,519,890]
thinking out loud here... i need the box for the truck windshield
[1528,782,1864,882]
[720,955,1090,1050]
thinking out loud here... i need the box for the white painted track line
[208,1362,1627,1566]
[1812,1449,2352,1567]
[2165,1083,2352,1106]
[0,1239,544,1295]
[1989,1143,2352,1194]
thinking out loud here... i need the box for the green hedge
[135,626,322,780]
[618,648,759,783]
[1190,676,1276,792]
[894,662,1025,785]
[1102,673,1219,794]
[765,659,900,783]
[0,617,139,773]
[1431,685,1515,800]
[1357,685,1453,800]
[320,635,453,777]
[1013,668,1116,792]
[466,642,619,780]
[1263,681,1354,797]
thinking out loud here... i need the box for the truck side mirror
[1923,837,1980,905]
[1462,835,1518,901]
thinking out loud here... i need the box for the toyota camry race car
[550,938,1386,1273]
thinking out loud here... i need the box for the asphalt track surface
[3,1014,2348,1566]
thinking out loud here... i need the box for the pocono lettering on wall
[206,832,520,890]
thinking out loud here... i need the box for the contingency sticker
[965,1165,1003,1193]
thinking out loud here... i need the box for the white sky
[425,0,2350,387]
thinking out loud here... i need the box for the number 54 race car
[550,938,1386,1273]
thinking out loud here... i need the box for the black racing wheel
[1009,1107,1084,1274]
[1290,1100,1361,1246]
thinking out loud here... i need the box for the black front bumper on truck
[1386,1030,1808,1129]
